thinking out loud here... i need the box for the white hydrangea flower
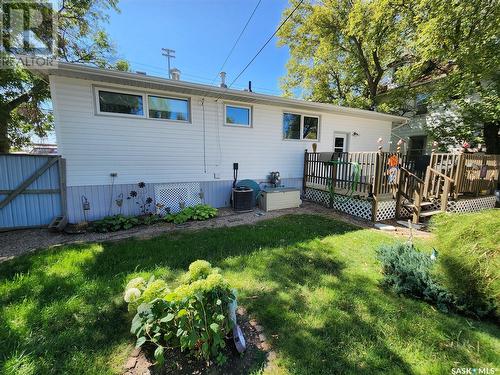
[124,287,141,303]
[126,277,146,291]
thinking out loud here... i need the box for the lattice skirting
[442,195,496,213]
[398,196,496,219]
[154,182,202,214]
[305,188,373,220]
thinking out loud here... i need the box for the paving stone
[124,357,137,370]
[255,324,264,333]
[258,333,267,342]
[374,223,396,231]
[130,348,141,357]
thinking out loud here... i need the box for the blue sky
[106,0,291,96]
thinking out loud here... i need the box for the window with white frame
[283,112,319,140]
[225,104,251,127]
[148,95,190,121]
[98,90,144,116]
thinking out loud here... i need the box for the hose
[325,161,362,204]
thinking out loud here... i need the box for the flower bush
[124,261,235,365]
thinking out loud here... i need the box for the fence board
[0,154,63,229]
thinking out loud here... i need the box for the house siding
[51,76,393,186]
[50,76,394,222]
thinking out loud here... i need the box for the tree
[0,0,129,153]
[408,0,500,154]
[277,0,411,110]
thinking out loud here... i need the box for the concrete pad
[396,220,423,230]
[374,223,396,231]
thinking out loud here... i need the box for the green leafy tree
[277,0,411,110]
[408,0,500,154]
[0,0,129,152]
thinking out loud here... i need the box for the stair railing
[423,166,455,211]
[396,166,424,223]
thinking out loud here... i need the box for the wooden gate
[0,154,66,230]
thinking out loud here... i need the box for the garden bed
[124,307,272,375]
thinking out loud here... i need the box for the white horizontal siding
[50,76,393,186]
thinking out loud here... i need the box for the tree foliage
[278,0,500,153]
[277,0,411,109]
[0,0,129,152]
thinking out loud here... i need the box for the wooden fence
[0,154,66,230]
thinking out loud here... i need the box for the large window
[225,104,251,126]
[148,95,190,121]
[283,113,319,140]
[98,90,144,116]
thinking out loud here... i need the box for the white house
[38,62,407,222]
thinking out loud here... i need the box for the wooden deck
[303,150,500,222]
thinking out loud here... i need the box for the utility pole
[161,48,176,79]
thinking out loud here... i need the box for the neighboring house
[29,143,58,155]
[389,92,433,157]
[34,62,406,223]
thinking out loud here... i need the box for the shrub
[165,204,218,225]
[124,260,235,365]
[430,210,500,318]
[91,215,139,232]
[377,242,455,312]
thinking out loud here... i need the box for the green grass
[0,214,498,374]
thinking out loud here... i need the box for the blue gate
[0,154,66,230]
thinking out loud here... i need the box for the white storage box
[259,188,302,211]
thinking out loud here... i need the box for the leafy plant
[165,204,218,225]
[430,211,499,319]
[124,260,234,366]
[91,215,139,233]
[142,214,162,226]
[377,242,455,312]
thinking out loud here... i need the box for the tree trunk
[0,112,9,153]
[483,122,500,155]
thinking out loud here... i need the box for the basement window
[98,90,144,116]
[225,104,252,127]
[283,112,319,141]
[148,95,190,122]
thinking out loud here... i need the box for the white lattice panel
[154,183,202,213]
[376,200,397,221]
[448,195,496,213]
[332,196,372,220]
[305,188,330,207]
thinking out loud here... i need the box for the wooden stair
[396,166,455,224]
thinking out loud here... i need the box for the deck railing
[303,151,413,198]
[303,150,500,201]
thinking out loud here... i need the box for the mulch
[123,307,275,375]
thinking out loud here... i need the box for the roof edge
[34,62,408,124]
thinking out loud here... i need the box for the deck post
[441,179,450,211]
[303,149,308,194]
[395,166,405,219]
[371,195,378,222]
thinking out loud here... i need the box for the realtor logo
[0,0,57,68]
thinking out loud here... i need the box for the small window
[98,90,144,115]
[283,113,319,141]
[303,116,319,140]
[283,113,301,139]
[225,105,251,126]
[148,95,190,121]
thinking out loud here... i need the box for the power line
[225,0,304,91]
[214,0,262,82]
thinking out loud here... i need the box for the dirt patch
[123,307,274,375]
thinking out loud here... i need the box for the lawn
[0,214,498,374]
